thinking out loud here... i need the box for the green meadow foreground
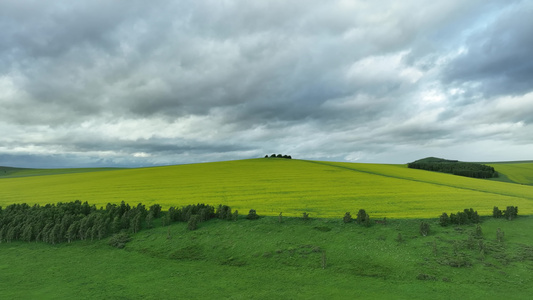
[1,216,533,299]
[1,159,533,299]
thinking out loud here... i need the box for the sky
[1,0,532,168]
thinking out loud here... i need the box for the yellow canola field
[488,163,533,185]
[0,159,532,218]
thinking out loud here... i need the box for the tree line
[407,157,498,179]
[0,200,520,245]
[0,201,245,245]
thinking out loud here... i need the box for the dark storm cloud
[443,2,533,98]
[1,0,532,167]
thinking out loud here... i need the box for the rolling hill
[1,158,532,218]
[487,162,533,185]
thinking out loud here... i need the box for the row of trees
[0,201,520,245]
[439,208,481,226]
[342,209,372,227]
[439,206,519,227]
[0,201,244,244]
[0,200,159,244]
[407,157,498,179]
[264,154,292,159]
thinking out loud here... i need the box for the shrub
[420,222,430,236]
[439,213,449,227]
[246,209,259,220]
[493,206,503,218]
[187,215,200,231]
[343,212,352,223]
[496,228,504,243]
[356,209,368,225]
[504,206,518,220]
[302,212,310,220]
[108,232,131,249]
[363,213,371,227]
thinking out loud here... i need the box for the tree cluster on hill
[264,154,292,159]
[407,157,498,179]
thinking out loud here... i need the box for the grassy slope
[1,216,533,299]
[1,159,532,218]
[488,162,533,185]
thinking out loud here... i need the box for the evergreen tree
[356,209,368,225]
[187,215,200,231]
[439,212,449,227]
[246,209,259,220]
[503,206,518,220]
[343,212,352,223]
[145,211,154,228]
[493,206,502,218]
[149,204,162,218]
[66,221,79,243]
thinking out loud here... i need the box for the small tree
[149,204,162,218]
[343,212,352,223]
[247,209,259,220]
[145,211,154,228]
[475,224,483,238]
[356,209,368,225]
[187,215,200,231]
[493,206,502,218]
[496,228,504,243]
[439,212,449,227]
[449,213,457,224]
[503,206,518,220]
[232,210,239,221]
[471,211,480,224]
[420,221,430,236]
[109,232,131,248]
[302,212,310,220]
[278,212,283,223]
[363,213,371,227]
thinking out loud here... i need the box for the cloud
[0,0,532,168]
[443,2,533,98]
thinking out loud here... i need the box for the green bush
[246,209,259,220]
[108,232,131,249]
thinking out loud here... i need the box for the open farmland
[2,159,533,299]
[487,162,533,185]
[1,159,532,218]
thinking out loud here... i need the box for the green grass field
[1,216,532,299]
[2,158,533,298]
[1,159,532,218]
